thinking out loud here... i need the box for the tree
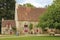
[20,3,35,8]
[0,0,15,33]
[0,0,15,19]
[38,0,60,29]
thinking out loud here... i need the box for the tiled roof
[2,20,15,27]
[17,6,46,22]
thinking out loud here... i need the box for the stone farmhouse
[1,4,46,34]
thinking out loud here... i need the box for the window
[24,25,28,32]
[24,25,28,28]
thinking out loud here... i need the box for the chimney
[2,18,4,21]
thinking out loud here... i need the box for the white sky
[16,0,53,8]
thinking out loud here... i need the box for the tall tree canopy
[38,0,60,29]
[0,0,15,33]
[19,3,35,8]
[0,0,15,20]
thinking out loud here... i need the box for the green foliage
[12,26,16,32]
[19,3,35,8]
[29,23,33,30]
[38,0,60,29]
[0,0,15,20]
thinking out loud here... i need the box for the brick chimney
[2,18,4,21]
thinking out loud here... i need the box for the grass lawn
[0,36,60,40]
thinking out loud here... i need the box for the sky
[16,0,53,8]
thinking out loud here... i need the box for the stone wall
[16,21,38,34]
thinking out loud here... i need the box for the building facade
[2,4,46,34]
[1,18,16,34]
[15,4,46,34]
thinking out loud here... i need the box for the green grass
[0,36,60,40]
